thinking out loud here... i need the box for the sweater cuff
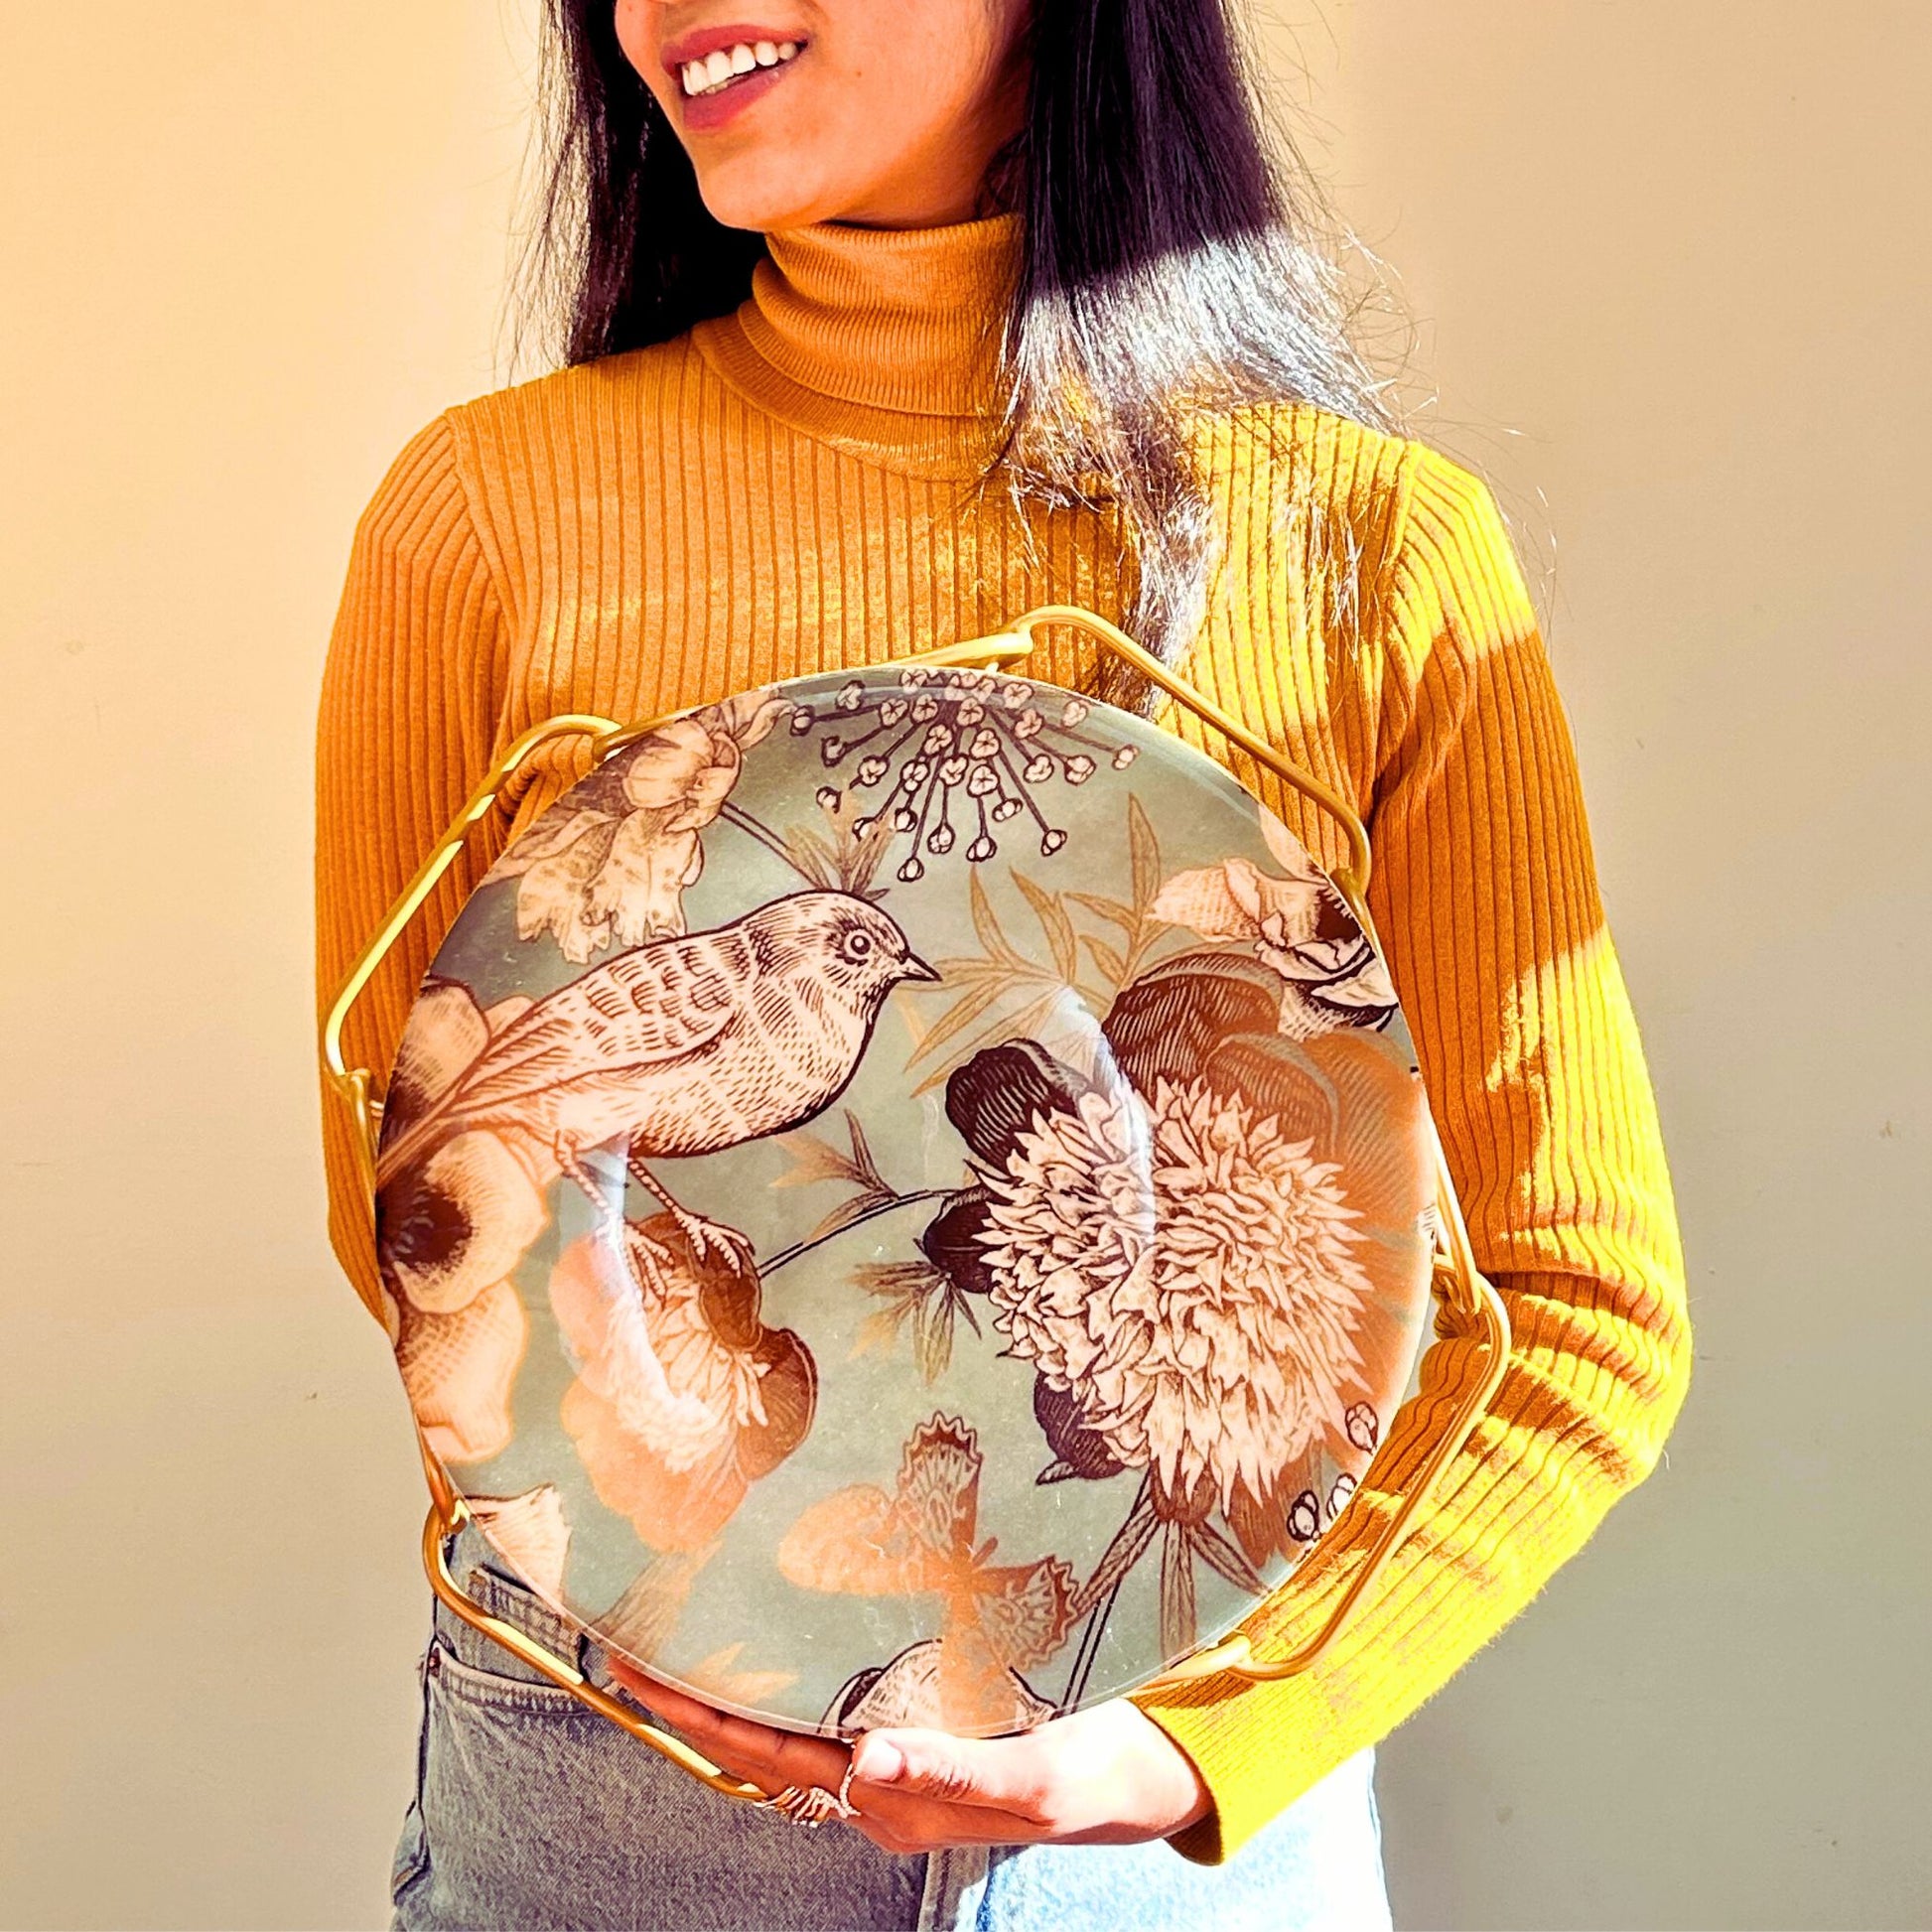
[1133,1670,1335,1865]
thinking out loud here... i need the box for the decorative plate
[373,664,1437,1737]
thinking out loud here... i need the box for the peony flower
[551,1217,815,1552]
[930,958,1433,1569]
[978,1077,1381,1521]
[490,688,790,963]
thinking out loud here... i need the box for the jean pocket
[431,1559,593,1714]
[389,1795,431,1907]
[390,1643,436,1909]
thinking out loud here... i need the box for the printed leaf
[902,972,1028,1068]
[773,1110,889,1195]
[908,986,1067,1097]
[772,1111,900,1243]
[852,1260,981,1385]
[1071,1486,1160,1615]
[1066,891,1139,941]
[1080,934,1127,986]
[967,865,1016,961]
[1190,1517,1270,1597]
[1012,869,1079,984]
[685,1643,797,1706]
[1159,1521,1199,1656]
[1128,794,1161,912]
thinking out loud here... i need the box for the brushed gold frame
[320,609,1509,1785]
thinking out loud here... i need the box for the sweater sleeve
[313,415,512,1315]
[1131,447,1692,1863]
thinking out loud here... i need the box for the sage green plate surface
[374,666,1435,1737]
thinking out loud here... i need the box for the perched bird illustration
[376,891,936,1278]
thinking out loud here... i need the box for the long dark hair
[521,0,1389,694]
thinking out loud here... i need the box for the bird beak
[899,952,941,984]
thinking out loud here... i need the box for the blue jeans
[389,1522,1392,1931]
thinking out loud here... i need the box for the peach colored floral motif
[492,689,790,963]
[944,1008,1430,1570]
[1153,855,1397,1034]
[378,982,548,1464]
[467,1485,572,1601]
[979,1075,1381,1512]
[779,1415,1075,1734]
[551,1218,815,1553]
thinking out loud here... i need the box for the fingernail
[860,1740,904,1783]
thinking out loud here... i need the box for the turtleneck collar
[690,211,1022,477]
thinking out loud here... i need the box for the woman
[316,1,1690,1925]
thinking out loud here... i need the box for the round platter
[374,664,1437,1738]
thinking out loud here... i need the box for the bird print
[376,891,937,1284]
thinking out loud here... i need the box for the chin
[693,156,842,235]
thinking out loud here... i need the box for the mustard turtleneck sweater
[315,212,1689,1864]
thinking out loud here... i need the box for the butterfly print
[777,1415,1076,1733]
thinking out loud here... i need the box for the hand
[608,1662,1213,1854]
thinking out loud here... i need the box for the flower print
[978,1076,1384,1523]
[1153,852,1399,1035]
[396,1275,528,1463]
[377,981,549,1464]
[379,983,549,1317]
[551,1215,816,1552]
[827,1639,1056,1735]
[491,688,790,963]
[466,1484,572,1601]
[788,668,1135,879]
[1033,1376,1127,1484]
[381,1130,547,1314]
[1150,854,1330,951]
[927,957,1433,1571]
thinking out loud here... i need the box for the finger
[848,1727,1054,1825]
[610,1664,849,1797]
[848,1795,1053,1855]
[851,1816,924,1859]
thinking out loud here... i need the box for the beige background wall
[3,4,1924,1927]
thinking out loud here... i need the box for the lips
[660,24,808,131]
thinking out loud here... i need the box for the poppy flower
[378,981,547,1463]
[1153,856,1399,1035]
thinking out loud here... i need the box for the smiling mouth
[677,37,805,100]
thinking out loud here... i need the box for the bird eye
[843,929,875,959]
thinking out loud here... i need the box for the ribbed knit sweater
[315,211,1689,1864]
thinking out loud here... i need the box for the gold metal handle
[321,711,625,1259]
[421,1497,772,1803]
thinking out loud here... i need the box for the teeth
[680,37,803,97]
